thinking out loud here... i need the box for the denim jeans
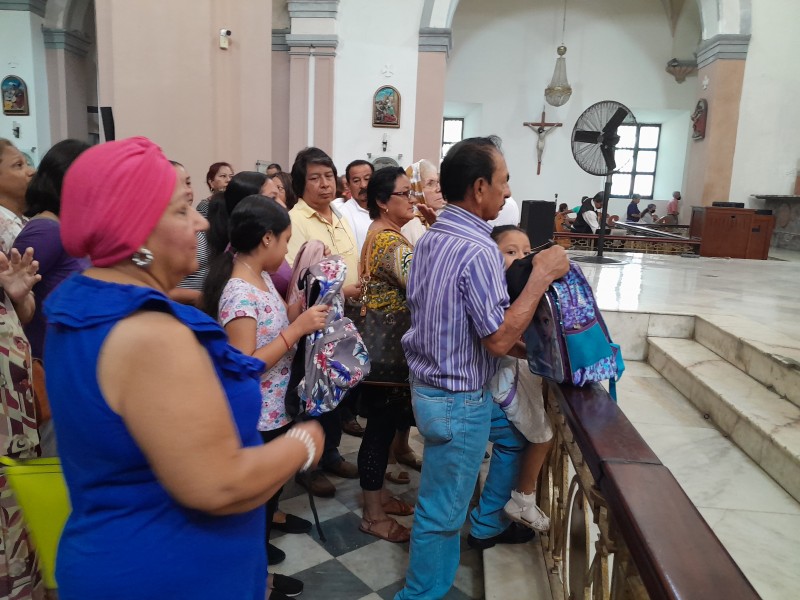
[395,379,526,600]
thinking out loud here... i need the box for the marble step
[694,315,800,409]
[477,451,553,600]
[647,337,800,503]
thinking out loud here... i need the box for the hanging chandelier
[544,0,572,107]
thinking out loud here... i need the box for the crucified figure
[536,125,558,170]
[524,111,563,175]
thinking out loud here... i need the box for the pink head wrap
[61,136,177,267]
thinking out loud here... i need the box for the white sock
[511,489,537,508]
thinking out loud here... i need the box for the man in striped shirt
[396,136,568,600]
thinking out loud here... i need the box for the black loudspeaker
[519,200,555,248]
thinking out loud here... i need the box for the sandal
[359,517,411,543]
[384,469,410,485]
[382,495,415,516]
[396,451,422,471]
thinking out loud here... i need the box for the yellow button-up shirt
[287,199,359,286]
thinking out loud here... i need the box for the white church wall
[332,0,424,171]
[672,0,702,59]
[728,0,800,203]
[641,109,693,200]
[0,11,51,166]
[445,0,697,207]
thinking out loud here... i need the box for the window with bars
[441,118,464,159]
[610,124,661,199]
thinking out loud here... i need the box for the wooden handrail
[546,381,760,600]
[553,232,700,246]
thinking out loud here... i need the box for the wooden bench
[546,381,760,599]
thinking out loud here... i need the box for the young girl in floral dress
[203,196,328,599]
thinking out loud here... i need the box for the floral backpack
[285,256,370,417]
[507,255,624,399]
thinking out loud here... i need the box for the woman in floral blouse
[356,167,421,543]
[202,195,328,599]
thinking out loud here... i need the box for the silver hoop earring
[131,247,154,268]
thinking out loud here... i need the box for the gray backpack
[286,256,371,417]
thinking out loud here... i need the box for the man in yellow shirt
[287,147,361,496]
[287,147,359,291]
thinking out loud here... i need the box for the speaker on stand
[519,200,556,248]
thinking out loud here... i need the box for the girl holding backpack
[203,195,329,599]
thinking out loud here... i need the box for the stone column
[272,29,291,169]
[43,28,93,142]
[684,34,750,212]
[413,28,451,163]
[285,1,339,159]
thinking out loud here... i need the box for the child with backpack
[489,225,554,532]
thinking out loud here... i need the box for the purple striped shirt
[402,204,509,391]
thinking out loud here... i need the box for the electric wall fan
[570,100,636,264]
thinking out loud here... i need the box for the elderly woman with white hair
[401,159,445,246]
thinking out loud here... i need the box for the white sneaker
[503,491,551,532]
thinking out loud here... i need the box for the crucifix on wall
[523,110,563,175]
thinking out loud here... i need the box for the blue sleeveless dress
[43,275,267,599]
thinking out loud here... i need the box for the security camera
[219,29,232,49]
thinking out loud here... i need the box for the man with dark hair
[626,193,642,222]
[572,191,607,234]
[396,136,569,599]
[286,147,361,495]
[266,162,281,177]
[333,159,374,254]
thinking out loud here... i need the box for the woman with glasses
[401,159,445,246]
[356,167,420,543]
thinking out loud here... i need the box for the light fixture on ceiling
[545,0,572,107]
[665,58,698,83]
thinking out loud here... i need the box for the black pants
[260,423,292,544]
[357,385,413,491]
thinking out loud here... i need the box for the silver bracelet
[285,428,316,472]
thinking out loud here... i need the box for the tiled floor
[270,428,486,600]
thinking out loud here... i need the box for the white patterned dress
[219,274,294,431]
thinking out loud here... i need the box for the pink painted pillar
[313,53,335,154]
[413,29,451,163]
[288,50,310,160]
[413,51,447,163]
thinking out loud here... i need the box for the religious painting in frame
[372,86,400,128]
[2,76,29,116]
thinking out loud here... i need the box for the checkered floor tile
[269,425,484,600]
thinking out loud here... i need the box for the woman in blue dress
[43,137,324,600]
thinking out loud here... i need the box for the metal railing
[537,381,760,600]
[553,232,699,255]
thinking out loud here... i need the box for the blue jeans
[395,379,526,600]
